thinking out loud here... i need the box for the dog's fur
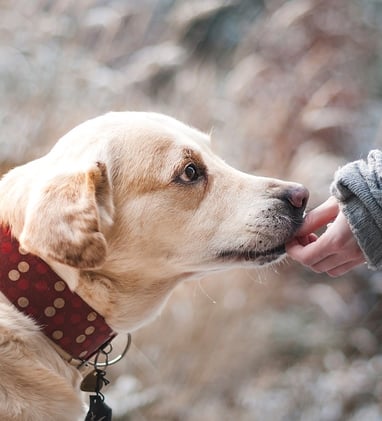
[0,112,307,420]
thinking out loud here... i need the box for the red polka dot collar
[0,226,116,362]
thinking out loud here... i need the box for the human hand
[286,196,366,277]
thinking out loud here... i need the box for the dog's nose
[286,185,309,210]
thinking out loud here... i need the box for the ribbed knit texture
[330,150,382,270]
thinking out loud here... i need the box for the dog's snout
[285,185,309,210]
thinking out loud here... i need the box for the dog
[0,112,308,420]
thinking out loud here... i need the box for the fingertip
[311,267,324,274]
[307,233,318,243]
[327,269,341,278]
[297,234,317,246]
[328,273,339,278]
[287,234,317,249]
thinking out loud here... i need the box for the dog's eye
[179,164,200,183]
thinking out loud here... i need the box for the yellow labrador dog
[0,112,308,420]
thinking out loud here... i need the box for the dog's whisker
[197,280,217,304]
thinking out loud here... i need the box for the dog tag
[85,395,112,421]
[81,370,103,393]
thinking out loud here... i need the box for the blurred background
[1,0,382,419]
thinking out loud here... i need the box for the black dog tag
[85,395,112,421]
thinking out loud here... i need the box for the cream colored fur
[0,112,307,420]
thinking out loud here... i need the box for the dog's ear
[19,162,114,269]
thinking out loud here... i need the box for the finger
[285,234,317,252]
[312,251,366,276]
[286,236,330,266]
[297,197,339,237]
[297,233,318,246]
[311,254,351,274]
[326,257,366,278]
[285,239,306,258]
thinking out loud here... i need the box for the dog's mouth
[217,244,286,265]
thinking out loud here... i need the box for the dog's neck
[0,226,116,362]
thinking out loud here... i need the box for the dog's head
[0,112,308,329]
[7,112,308,274]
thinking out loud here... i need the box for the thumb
[297,196,339,237]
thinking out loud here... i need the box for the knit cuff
[331,159,382,270]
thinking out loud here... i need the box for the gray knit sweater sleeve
[330,149,382,270]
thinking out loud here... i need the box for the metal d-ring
[89,333,132,368]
